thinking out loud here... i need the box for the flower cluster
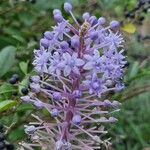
[20,2,126,150]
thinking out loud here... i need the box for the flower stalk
[20,2,126,150]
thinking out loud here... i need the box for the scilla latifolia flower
[20,2,126,150]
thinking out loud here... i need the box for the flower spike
[20,2,126,150]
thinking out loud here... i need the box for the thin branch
[121,84,150,101]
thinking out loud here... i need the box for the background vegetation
[0,0,149,149]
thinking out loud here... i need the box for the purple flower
[53,21,70,40]
[33,49,50,73]
[48,52,64,75]
[83,49,101,71]
[83,73,107,96]
[62,52,85,76]
[21,2,126,150]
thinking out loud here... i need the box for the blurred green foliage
[0,0,149,149]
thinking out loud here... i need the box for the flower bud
[21,96,30,102]
[109,117,118,123]
[53,9,62,15]
[25,125,36,134]
[72,114,81,125]
[56,140,72,150]
[72,90,82,98]
[89,16,97,26]
[115,83,124,91]
[60,41,69,50]
[40,38,49,48]
[64,2,72,12]
[112,100,121,108]
[51,108,59,117]
[71,36,79,48]
[30,83,41,93]
[82,12,90,20]
[44,31,54,40]
[110,20,120,29]
[54,14,63,23]
[30,75,40,83]
[92,82,100,90]
[34,101,43,109]
[89,31,98,40]
[98,17,106,25]
[103,100,112,107]
[53,92,62,101]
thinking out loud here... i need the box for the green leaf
[128,61,139,79]
[17,103,34,112]
[18,12,35,26]
[0,84,16,95]
[36,0,63,10]
[0,100,17,112]
[19,61,28,75]
[0,46,16,77]
[12,35,26,44]
[8,126,26,141]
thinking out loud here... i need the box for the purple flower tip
[30,83,41,93]
[64,2,72,12]
[53,92,62,101]
[71,36,79,48]
[51,108,59,117]
[110,20,120,29]
[56,140,71,150]
[34,101,43,109]
[89,15,97,26]
[72,90,82,98]
[53,9,62,15]
[25,125,36,134]
[112,100,121,108]
[109,117,118,123]
[44,31,54,40]
[30,75,40,83]
[89,31,98,40]
[103,100,112,107]
[72,114,82,125]
[40,38,49,48]
[60,41,69,50]
[21,96,30,102]
[115,83,125,91]
[98,17,106,25]
[54,14,63,23]
[82,12,90,20]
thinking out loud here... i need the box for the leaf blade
[0,100,17,112]
[0,46,16,77]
